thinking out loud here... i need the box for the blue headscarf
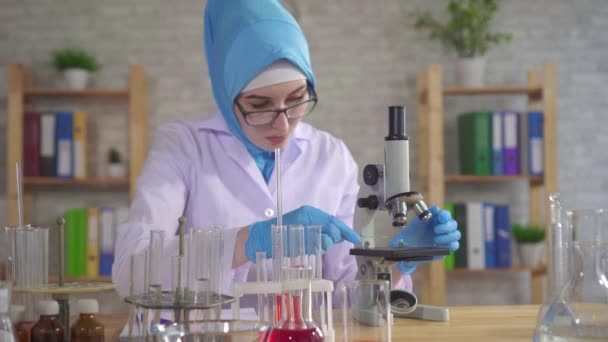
[204,0,316,183]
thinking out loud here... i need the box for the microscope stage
[350,246,450,262]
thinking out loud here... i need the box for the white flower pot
[454,57,486,87]
[518,242,545,268]
[64,69,89,90]
[108,163,127,178]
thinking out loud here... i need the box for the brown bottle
[71,299,103,342]
[30,300,64,342]
[9,305,30,342]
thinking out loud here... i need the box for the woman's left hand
[388,205,461,275]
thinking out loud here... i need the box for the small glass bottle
[30,300,64,342]
[71,299,104,342]
[9,305,29,342]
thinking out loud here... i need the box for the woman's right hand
[245,205,361,263]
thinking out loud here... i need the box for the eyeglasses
[235,88,318,126]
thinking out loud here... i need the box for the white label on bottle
[0,288,8,313]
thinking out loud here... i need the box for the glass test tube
[272,224,287,324]
[131,250,148,337]
[290,225,306,268]
[306,225,323,279]
[208,226,223,299]
[275,148,283,228]
[27,228,35,289]
[37,228,49,288]
[306,225,325,331]
[172,255,186,302]
[147,230,165,300]
[15,228,27,289]
[190,229,210,302]
[256,251,268,323]
[129,251,147,338]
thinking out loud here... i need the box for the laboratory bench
[103,305,540,341]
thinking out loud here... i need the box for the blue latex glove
[389,205,461,275]
[245,205,361,263]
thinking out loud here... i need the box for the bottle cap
[9,305,26,323]
[0,289,8,314]
[37,300,59,316]
[76,299,99,314]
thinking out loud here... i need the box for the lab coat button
[265,208,275,218]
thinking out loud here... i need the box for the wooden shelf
[449,266,547,276]
[443,86,542,96]
[24,88,129,97]
[49,275,113,283]
[416,63,558,306]
[24,177,129,187]
[445,175,543,185]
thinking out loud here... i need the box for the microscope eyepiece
[387,106,408,140]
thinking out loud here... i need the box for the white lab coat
[111,112,391,300]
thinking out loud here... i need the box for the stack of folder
[64,206,128,277]
[23,110,87,179]
[457,111,544,176]
[444,202,512,270]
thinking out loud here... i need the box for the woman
[112,0,460,300]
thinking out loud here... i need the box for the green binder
[443,202,455,271]
[65,208,88,277]
[453,203,468,269]
[458,111,493,175]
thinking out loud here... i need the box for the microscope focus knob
[357,195,379,210]
[363,164,381,186]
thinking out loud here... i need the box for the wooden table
[102,305,540,341]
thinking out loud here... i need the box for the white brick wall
[1,0,607,308]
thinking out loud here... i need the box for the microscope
[351,105,450,322]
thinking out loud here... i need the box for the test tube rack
[122,218,238,339]
[9,218,116,342]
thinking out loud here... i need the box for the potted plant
[52,47,101,89]
[412,0,512,86]
[107,148,127,178]
[512,224,546,268]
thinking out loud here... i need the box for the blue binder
[55,111,73,178]
[494,205,512,268]
[528,112,544,176]
[483,203,496,268]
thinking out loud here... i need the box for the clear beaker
[339,279,392,342]
[149,320,270,341]
[534,203,608,340]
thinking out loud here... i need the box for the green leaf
[410,0,511,57]
[51,48,101,72]
[512,224,546,243]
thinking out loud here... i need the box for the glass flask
[534,196,608,341]
[266,265,324,342]
[533,193,574,341]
